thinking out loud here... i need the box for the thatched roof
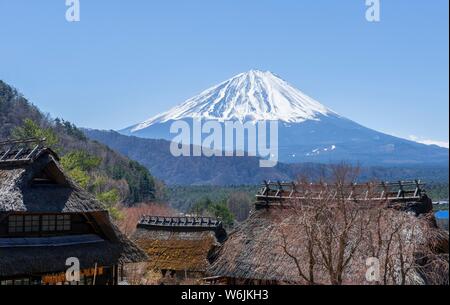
[0,141,148,273]
[137,215,227,241]
[131,217,226,272]
[208,204,448,284]
[0,224,148,278]
[255,180,429,209]
[0,148,104,213]
[208,207,305,283]
[114,225,149,264]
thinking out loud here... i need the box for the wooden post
[92,263,98,285]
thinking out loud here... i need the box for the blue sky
[0,0,448,146]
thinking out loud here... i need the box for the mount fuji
[120,70,448,165]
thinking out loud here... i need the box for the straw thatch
[0,231,147,278]
[208,207,306,283]
[132,227,221,272]
[0,146,148,277]
[0,149,104,213]
[208,205,449,285]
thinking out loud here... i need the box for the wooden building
[0,139,147,285]
[131,215,227,284]
[207,181,448,285]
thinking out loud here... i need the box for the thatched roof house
[131,216,226,283]
[208,181,449,285]
[0,139,147,285]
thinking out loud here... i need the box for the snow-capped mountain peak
[131,70,336,132]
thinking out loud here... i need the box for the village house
[0,139,147,285]
[207,180,449,285]
[131,215,227,284]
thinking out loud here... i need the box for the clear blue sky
[0,0,448,146]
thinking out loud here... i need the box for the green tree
[12,118,59,149]
[67,167,90,189]
[110,160,155,203]
[96,189,120,205]
[191,197,213,215]
[190,197,234,226]
[207,201,234,227]
[54,118,87,141]
[96,189,123,220]
[60,150,102,191]
[60,150,101,172]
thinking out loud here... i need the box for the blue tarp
[435,210,449,219]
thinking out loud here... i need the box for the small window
[57,215,71,231]
[24,215,40,232]
[42,215,56,232]
[42,214,71,232]
[8,214,71,234]
[8,215,24,233]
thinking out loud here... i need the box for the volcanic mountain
[120,70,448,165]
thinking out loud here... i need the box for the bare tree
[227,192,253,222]
[366,209,449,285]
[277,164,449,285]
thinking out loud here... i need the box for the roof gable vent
[32,161,68,186]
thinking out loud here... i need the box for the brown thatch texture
[208,206,449,285]
[208,208,304,283]
[0,152,105,213]
[132,228,219,272]
[0,150,148,273]
[114,226,149,264]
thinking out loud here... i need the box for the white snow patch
[307,145,337,156]
[132,70,337,131]
[408,135,449,149]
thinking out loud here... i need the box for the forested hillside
[0,80,156,212]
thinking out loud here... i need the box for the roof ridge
[0,138,49,164]
[138,215,223,229]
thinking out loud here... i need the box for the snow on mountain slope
[131,70,336,132]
